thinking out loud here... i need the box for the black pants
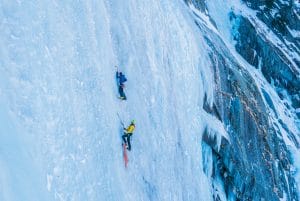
[122,133,132,150]
[118,85,127,100]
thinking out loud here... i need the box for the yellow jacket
[125,124,135,134]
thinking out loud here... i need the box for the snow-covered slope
[0,0,299,200]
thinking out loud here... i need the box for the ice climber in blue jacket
[116,68,127,100]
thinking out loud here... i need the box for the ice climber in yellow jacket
[122,120,135,151]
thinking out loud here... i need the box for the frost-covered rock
[188,0,299,200]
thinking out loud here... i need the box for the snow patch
[47,174,53,192]
[188,2,219,35]
[287,26,300,38]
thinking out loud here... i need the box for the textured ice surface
[0,0,215,200]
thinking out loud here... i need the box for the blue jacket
[116,72,127,85]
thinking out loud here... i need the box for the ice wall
[0,0,217,200]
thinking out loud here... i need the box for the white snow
[47,174,53,192]
[188,3,219,35]
[287,26,300,38]
[295,0,300,8]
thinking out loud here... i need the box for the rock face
[233,0,300,109]
[186,0,299,200]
